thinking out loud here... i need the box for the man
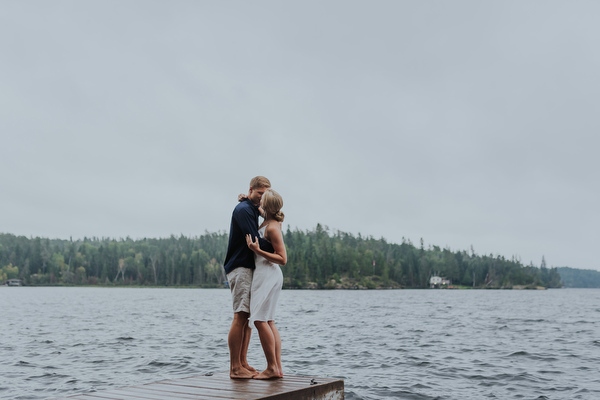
[224,176,274,379]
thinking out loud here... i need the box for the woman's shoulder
[265,221,282,236]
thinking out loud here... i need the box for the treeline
[557,267,600,288]
[1,225,561,289]
[0,232,228,287]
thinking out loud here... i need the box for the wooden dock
[49,371,344,400]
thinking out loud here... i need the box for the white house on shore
[429,275,451,288]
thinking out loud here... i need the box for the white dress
[249,224,283,328]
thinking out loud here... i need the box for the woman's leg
[268,320,283,377]
[254,321,281,379]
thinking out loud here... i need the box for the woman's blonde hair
[262,189,284,222]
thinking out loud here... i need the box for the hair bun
[275,211,285,222]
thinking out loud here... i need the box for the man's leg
[228,311,255,378]
[227,268,256,379]
[240,323,257,372]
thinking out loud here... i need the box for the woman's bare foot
[253,367,282,380]
[230,367,258,379]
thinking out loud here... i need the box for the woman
[245,189,287,380]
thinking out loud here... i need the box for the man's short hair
[250,176,271,189]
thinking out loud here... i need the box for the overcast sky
[1,1,599,271]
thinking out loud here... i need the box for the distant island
[0,225,589,289]
[556,267,600,288]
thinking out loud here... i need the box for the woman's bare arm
[246,224,287,265]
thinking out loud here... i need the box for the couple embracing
[223,176,286,380]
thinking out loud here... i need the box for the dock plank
[48,372,344,400]
[113,387,210,400]
[113,387,219,400]
[183,374,313,387]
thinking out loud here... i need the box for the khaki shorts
[227,267,253,314]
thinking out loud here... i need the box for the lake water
[1,287,599,400]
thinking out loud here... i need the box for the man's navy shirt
[223,198,274,275]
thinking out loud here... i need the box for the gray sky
[2,1,599,271]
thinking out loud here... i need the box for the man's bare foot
[230,367,258,379]
[242,363,258,373]
[253,368,282,380]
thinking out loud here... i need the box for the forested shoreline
[1,225,562,289]
[556,267,600,288]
